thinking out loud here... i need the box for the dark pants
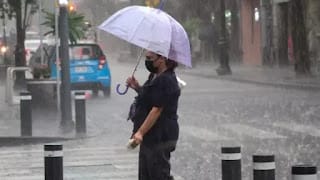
[138,141,177,180]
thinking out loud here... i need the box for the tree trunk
[216,0,231,75]
[230,0,241,62]
[261,0,274,66]
[290,0,310,75]
[277,3,289,67]
[14,1,26,87]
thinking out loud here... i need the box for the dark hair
[165,59,178,70]
[154,53,178,71]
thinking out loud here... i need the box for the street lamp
[68,3,75,12]
[58,0,73,131]
[59,0,68,6]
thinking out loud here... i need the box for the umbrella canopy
[98,5,192,67]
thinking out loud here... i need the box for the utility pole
[58,0,73,131]
[55,1,61,113]
[216,0,231,75]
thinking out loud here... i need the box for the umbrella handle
[116,83,129,95]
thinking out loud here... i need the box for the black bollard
[292,165,317,180]
[221,147,242,180]
[75,92,86,135]
[44,144,63,180]
[20,92,32,136]
[253,155,275,180]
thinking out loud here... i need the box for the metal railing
[5,66,32,105]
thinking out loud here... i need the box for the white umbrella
[98,5,192,67]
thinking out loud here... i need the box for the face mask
[145,59,158,73]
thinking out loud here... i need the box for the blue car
[29,43,111,97]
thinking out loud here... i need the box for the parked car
[28,43,112,97]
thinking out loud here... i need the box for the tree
[277,2,289,67]
[81,0,116,26]
[306,0,320,75]
[216,0,231,75]
[7,0,38,85]
[290,0,310,75]
[261,0,274,66]
[42,10,86,44]
[229,0,241,62]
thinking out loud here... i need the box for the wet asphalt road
[0,59,319,180]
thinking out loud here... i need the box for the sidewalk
[179,62,320,91]
[0,84,76,146]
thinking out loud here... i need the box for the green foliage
[68,11,86,44]
[42,10,55,35]
[33,64,50,79]
[7,0,38,23]
[182,17,201,38]
[42,10,87,44]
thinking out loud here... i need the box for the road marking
[0,145,184,180]
[181,125,231,141]
[272,121,320,137]
[180,109,229,120]
[220,123,287,139]
[0,147,137,179]
[0,146,132,155]
[0,171,137,180]
[183,88,262,94]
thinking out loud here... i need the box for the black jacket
[132,70,180,146]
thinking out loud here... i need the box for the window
[69,45,100,60]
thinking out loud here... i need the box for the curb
[183,71,320,91]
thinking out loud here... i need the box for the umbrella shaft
[131,48,145,77]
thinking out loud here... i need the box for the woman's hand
[126,76,140,90]
[132,131,143,145]
[132,107,163,146]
